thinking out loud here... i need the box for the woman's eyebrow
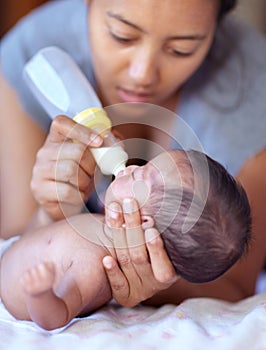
[106,11,206,41]
[107,11,146,33]
[169,34,207,41]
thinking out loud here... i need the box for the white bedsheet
[1,292,266,350]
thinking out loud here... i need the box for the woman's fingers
[105,203,140,307]
[32,157,91,197]
[103,199,178,307]
[30,115,103,220]
[103,254,147,307]
[32,180,86,205]
[122,198,145,247]
[123,203,175,297]
[48,115,102,146]
[54,160,91,191]
[145,228,178,284]
[105,202,126,247]
[122,198,150,275]
[106,199,149,271]
[102,256,130,303]
[105,202,139,283]
[38,140,96,179]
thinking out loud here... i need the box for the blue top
[1,0,266,176]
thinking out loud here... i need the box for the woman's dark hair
[219,0,238,20]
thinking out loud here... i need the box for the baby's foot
[20,262,55,296]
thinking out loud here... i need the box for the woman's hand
[30,115,102,221]
[103,198,178,307]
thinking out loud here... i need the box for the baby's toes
[20,262,55,296]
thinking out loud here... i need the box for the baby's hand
[20,262,55,296]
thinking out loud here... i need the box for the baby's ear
[141,216,154,230]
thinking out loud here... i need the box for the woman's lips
[117,87,154,103]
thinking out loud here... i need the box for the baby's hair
[148,150,251,283]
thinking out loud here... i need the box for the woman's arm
[0,69,103,237]
[0,71,46,238]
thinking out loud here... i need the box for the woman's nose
[128,49,159,87]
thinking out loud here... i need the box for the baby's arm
[20,262,82,330]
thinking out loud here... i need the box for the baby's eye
[132,168,145,180]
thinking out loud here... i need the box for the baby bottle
[23,46,128,176]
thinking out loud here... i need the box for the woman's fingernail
[142,216,154,230]
[145,228,160,243]
[107,202,121,219]
[103,256,113,269]
[90,134,102,146]
[123,198,137,213]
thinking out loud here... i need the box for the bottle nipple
[74,108,128,176]
[113,163,127,177]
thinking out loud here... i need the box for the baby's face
[105,151,184,212]
[105,162,162,212]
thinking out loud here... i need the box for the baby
[0,150,251,330]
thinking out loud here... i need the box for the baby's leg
[20,262,69,330]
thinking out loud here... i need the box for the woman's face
[88,0,219,108]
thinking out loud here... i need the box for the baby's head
[146,150,251,283]
[106,150,251,283]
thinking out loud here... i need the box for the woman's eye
[110,32,134,43]
[166,46,194,57]
[171,49,193,57]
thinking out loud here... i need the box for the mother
[1,0,265,307]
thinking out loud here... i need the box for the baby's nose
[123,165,139,176]
[116,169,125,178]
